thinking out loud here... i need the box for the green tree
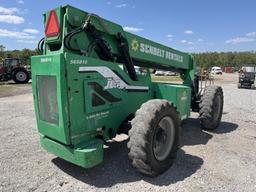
[0,44,6,60]
[193,51,256,69]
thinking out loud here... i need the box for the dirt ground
[0,73,256,192]
[0,82,32,98]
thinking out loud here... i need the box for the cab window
[5,59,19,67]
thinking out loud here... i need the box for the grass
[151,75,182,82]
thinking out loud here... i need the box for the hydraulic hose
[64,27,84,53]
[37,37,45,54]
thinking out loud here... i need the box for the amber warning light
[45,10,60,37]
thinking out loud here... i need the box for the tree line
[0,45,39,65]
[1,44,256,68]
[193,51,256,69]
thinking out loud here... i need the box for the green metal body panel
[32,54,70,144]
[152,83,191,120]
[32,5,196,168]
[65,53,152,146]
[40,136,103,168]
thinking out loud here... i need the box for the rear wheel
[12,69,29,84]
[199,86,224,130]
[128,99,180,176]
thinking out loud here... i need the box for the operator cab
[238,64,256,89]
[4,58,23,66]
[241,65,256,73]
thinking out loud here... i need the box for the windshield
[242,66,256,73]
[212,67,221,71]
[4,59,19,67]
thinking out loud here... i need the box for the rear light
[45,10,60,37]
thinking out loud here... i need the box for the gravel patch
[0,74,256,192]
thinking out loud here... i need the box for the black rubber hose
[64,20,115,62]
[64,28,83,53]
[83,22,113,61]
[117,33,137,81]
[68,28,83,51]
[37,37,45,54]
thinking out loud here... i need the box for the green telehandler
[32,5,224,176]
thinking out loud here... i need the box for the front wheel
[199,86,224,130]
[12,69,29,84]
[128,99,180,176]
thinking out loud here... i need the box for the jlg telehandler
[32,5,223,176]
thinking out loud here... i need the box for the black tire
[12,68,29,84]
[199,86,224,130]
[128,99,180,176]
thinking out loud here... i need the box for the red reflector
[45,10,60,37]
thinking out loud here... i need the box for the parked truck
[32,5,224,176]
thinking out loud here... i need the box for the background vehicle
[211,66,223,75]
[238,64,256,89]
[32,5,224,176]
[0,58,30,84]
[155,70,165,76]
[164,71,177,76]
[134,66,142,75]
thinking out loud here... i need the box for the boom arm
[43,5,196,85]
[124,31,196,84]
[125,32,192,71]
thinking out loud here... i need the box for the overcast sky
[0,0,256,52]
